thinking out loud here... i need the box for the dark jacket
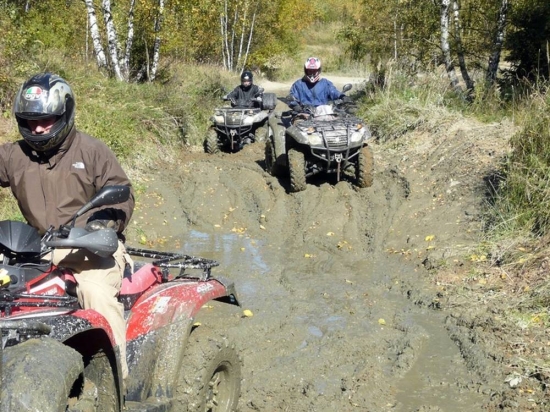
[226,84,261,108]
[0,126,134,235]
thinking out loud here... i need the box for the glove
[341,95,353,103]
[85,219,119,232]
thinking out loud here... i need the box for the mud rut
[128,147,499,411]
[124,80,516,411]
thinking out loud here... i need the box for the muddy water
[134,162,492,411]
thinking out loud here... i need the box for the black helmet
[241,71,253,89]
[14,73,75,152]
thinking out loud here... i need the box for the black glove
[86,209,121,232]
[85,219,119,232]
[341,95,353,103]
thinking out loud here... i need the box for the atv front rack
[126,246,219,280]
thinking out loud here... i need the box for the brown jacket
[0,126,134,235]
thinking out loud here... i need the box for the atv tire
[205,129,220,154]
[1,338,117,412]
[261,93,277,111]
[177,326,241,412]
[2,339,82,411]
[288,148,307,192]
[254,125,268,143]
[356,145,374,188]
[264,138,284,177]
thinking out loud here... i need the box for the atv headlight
[308,133,324,146]
[350,129,366,143]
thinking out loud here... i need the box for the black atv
[205,88,277,153]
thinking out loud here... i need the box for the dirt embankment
[126,77,548,411]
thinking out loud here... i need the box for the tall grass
[488,90,550,236]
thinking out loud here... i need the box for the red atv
[0,186,242,412]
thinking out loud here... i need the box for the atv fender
[261,93,277,111]
[124,278,240,404]
[285,125,310,145]
[268,113,287,164]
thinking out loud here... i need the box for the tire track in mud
[129,118,504,411]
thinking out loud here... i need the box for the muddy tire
[356,146,374,188]
[2,339,119,412]
[261,93,277,111]
[177,327,241,412]
[205,129,220,154]
[288,148,307,192]
[254,125,268,143]
[68,350,119,412]
[265,138,284,177]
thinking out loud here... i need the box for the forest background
[0,0,550,396]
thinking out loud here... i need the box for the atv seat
[119,262,160,310]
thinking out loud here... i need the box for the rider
[226,70,262,108]
[289,57,346,111]
[1,72,134,381]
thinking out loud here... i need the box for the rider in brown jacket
[0,72,134,380]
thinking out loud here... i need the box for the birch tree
[486,0,508,84]
[440,0,461,91]
[452,0,474,91]
[83,0,108,69]
[101,0,124,80]
[123,0,137,77]
[150,0,165,81]
[220,0,258,72]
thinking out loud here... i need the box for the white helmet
[304,57,321,83]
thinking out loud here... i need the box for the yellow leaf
[425,235,435,242]
[243,309,253,317]
[326,232,335,236]
[378,318,386,325]
[260,225,266,230]
[193,321,202,326]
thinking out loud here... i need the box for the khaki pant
[52,240,132,380]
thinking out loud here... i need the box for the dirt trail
[125,78,524,411]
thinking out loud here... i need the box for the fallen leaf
[243,309,254,317]
[425,235,435,242]
[378,318,386,325]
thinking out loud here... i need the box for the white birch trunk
[236,7,247,71]
[150,0,165,81]
[102,0,124,81]
[241,11,256,73]
[440,0,461,91]
[83,0,107,69]
[123,0,136,78]
[230,9,238,70]
[220,14,227,70]
[486,0,508,84]
[452,0,474,91]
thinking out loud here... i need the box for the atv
[205,87,277,154]
[0,186,242,412]
[264,84,374,192]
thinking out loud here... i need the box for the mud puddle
[129,152,497,410]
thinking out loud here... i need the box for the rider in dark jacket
[226,71,262,108]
